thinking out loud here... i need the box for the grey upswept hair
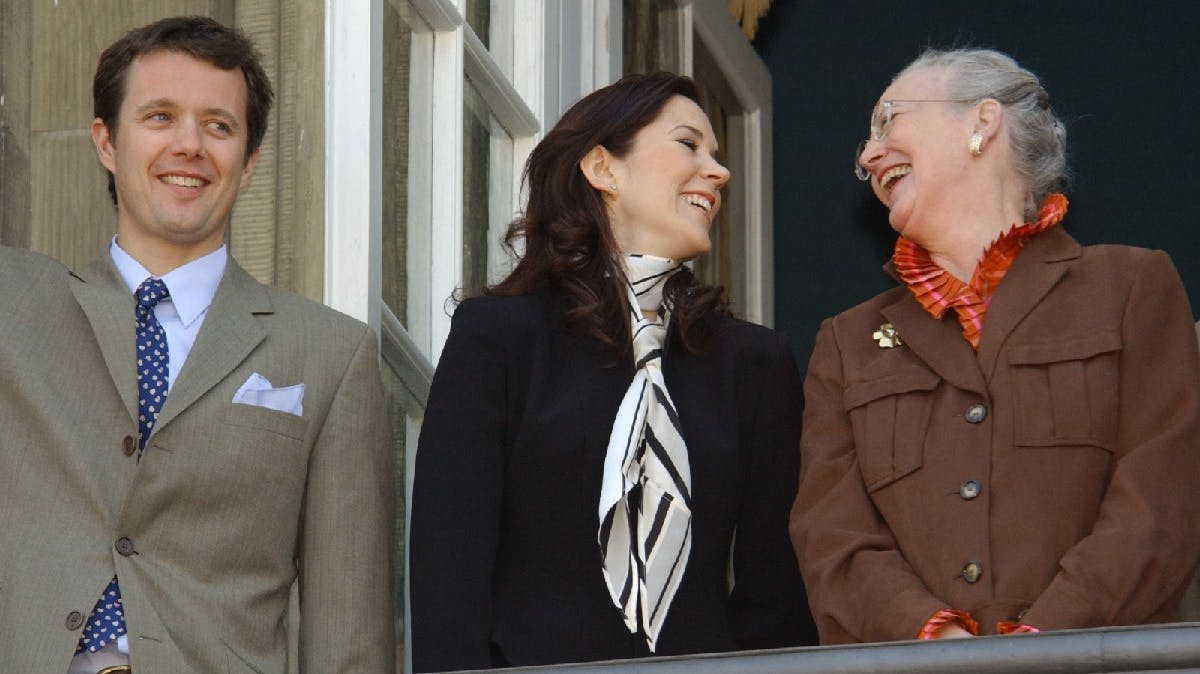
[896,48,1068,219]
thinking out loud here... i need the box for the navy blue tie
[78,277,170,653]
[133,278,171,454]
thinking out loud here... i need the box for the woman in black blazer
[410,72,816,672]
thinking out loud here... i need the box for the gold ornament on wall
[725,0,774,41]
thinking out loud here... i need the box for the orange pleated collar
[892,193,1069,349]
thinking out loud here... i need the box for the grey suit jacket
[0,246,395,673]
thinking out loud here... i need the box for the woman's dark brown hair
[487,71,727,356]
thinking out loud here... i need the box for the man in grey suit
[0,16,394,673]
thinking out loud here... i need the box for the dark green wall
[755,1,1200,373]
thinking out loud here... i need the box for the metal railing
[447,622,1200,674]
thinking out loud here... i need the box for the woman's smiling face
[857,68,978,242]
[605,95,731,261]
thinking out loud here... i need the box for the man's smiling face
[92,49,258,267]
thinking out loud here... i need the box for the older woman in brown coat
[791,47,1200,644]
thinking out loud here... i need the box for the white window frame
[543,0,622,126]
[324,0,383,328]
[403,0,549,364]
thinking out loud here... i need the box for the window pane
[462,79,512,295]
[622,0,682,74]
[465,0,490,49]
[381,357,418,669]
[623,0,660,73]
[382,1,413,322]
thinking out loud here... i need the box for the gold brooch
[873,323,903,348]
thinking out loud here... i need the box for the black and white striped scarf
[598,253,692,651]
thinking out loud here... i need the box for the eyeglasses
[854,99,974,181]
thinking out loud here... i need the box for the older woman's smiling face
[858,68,977,242]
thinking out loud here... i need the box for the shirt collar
[109,237,227,329]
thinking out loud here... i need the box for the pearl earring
[609,183,618,192]
[968,133,983,157]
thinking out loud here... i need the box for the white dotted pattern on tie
[80,578,126,651]
[135,279,170,449]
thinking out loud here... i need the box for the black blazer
[410,290,816,672]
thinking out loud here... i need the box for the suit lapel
[69,256,138,425]
[976,228,1081,381]
[881,289,987,395]
[154,260,271,432]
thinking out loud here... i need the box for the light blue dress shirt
[109,238,226,392]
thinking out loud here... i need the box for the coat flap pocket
[843,367,940,412]
[1008,330,1122,365]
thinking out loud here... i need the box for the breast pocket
[224,403,309,440]
[1008,330,1121,451]
[844,367,940,492]
[209,404,310,503]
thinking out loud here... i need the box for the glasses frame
[854,98,978,181]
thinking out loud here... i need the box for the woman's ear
[974,99,1004,145]
[579,145,619,196]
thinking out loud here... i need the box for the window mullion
[324,0,383,328]
[464,28,539,137]
[427,24,465,362]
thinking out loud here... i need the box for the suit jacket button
[115,537,136,556]
[122,435,136,456]
[65,610,84,630]
[962,561,983,583]
[964,404,987,424]
[960,479,981,500]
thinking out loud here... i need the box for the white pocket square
[233,373,305,416]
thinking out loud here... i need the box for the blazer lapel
[880,289,988,396]
[69,256,138,425]
[153,259,271,432]
[976,227,1081,381]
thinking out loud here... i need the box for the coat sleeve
[1022,250,1200,629]
[300,324,397,673]
[789,318,947,643]
[410,298,509,672]
[727,331,818,648]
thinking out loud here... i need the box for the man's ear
[91,118,117,173]
[578,144,618,195]
[240,148,261,188]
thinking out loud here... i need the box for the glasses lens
[854,139,869,181]
[874,102,895,140]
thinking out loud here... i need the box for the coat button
[964,403,987,424]
[960,480,981,500]
[962,561,983,583]
[65,610,85,630]
[122,435,137,456]
[115,537,136,556]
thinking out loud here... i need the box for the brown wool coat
[790,227,1200,644]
